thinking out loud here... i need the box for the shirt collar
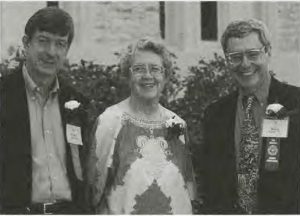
[22,64,60,97]
[238,71,271,106]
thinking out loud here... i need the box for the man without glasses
[200,19,300,214]
[0,7,89,214]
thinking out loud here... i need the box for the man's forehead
[33,30,69,41]
[226,32,263,52]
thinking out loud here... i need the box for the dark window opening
[159,2,165,39]
[47,2,59,7]
[201,1,217,41]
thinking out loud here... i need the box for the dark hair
[221,18,271,53]
[25,6,74,46]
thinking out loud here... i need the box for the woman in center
[87,38,195,214]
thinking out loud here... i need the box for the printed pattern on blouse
[105,112,193,214]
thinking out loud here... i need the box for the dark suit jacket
[201,77,300,214]
[0,63,90,213]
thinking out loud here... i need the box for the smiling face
[226,32,270,91]
[129,50,166,102]
[23,30,69,83]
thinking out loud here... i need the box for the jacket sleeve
[201,104,215,213]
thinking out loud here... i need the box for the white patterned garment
[91,102,195,214]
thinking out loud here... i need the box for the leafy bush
[0,55,23,78]
[168,53,236,148]
[58,60,129,124]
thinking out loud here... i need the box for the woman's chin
[138,93,160,102]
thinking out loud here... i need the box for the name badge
[66,124,83,145]
[261,117,289,138]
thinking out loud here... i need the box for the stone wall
[93,2,160,46]
[61,1,161,64]
[270,2,300,86]
[0,1,46,60]
[276,2,300,52]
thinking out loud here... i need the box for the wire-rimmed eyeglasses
[225,46,266,65]
[130,63,165,77]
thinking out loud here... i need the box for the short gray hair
[221,18,271,53]
[120,37,173,78]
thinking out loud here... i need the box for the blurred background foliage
[0,52,235,214]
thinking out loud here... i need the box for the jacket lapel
[224,91,239,202]
[267,77,281,105]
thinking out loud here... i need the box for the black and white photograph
[1,1,300,214]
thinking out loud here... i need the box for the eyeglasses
[226,46,266,65]
[130,64,165,76]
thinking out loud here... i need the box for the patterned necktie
[237,95,260,214]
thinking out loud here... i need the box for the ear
[22,35,30,49]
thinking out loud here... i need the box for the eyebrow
[227,48,262,54]
[36,35,68,43]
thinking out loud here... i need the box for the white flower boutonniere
[64,100,81,110]
[64,99,84,126]
[266,103,288,119]
[266,103,284,115]
[266,102,300,119]
[165,116,185,140]
[165,115,184,128]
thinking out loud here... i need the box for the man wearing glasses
[201,19,300,214]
